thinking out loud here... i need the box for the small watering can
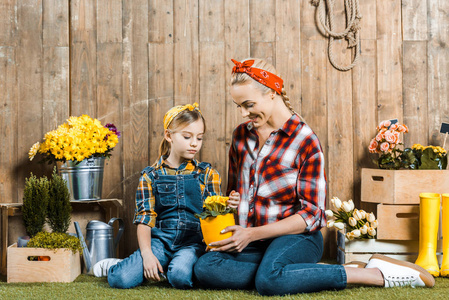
[74,218,124,274]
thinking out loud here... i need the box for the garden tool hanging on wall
[311,0,362,71]
[415,193,440,277]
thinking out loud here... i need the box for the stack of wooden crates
[337,168,447,264]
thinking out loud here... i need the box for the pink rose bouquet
[368,120,409,169]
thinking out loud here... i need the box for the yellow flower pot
[200,213,235,247]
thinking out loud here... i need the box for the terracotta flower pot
[200,213,235,247]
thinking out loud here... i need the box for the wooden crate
[337,231,442,265]
[361,168,449,204]
[376,204,419,240]
[7,243,81,283]
[0,199,122,275]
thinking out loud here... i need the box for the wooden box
[361,168,449,204]
[1,199,122,275]
[337,231,442,264]
[376,204,419,240]
[7,243,81,283]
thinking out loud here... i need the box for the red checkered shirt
[227,114,327,232]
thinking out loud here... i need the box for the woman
[193,58,434,295]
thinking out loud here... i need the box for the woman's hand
[141,249,164,281]
[227,190,240,209]
[208,225,253,253]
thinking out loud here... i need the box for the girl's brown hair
[154,109,205,165]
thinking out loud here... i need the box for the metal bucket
[57,156,105,201]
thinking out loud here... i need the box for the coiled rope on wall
[311,0,362,71]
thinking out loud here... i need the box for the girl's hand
[208,225,252,253]
[141,249,164,281]
[228,190,240,209]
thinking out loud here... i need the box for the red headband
[231,59,284,95]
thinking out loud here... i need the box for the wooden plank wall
[1,0,449,258]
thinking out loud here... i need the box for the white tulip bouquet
[326,197,377,240]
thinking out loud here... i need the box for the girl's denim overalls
[108,162,211,289]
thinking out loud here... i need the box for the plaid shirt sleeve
[205,166,223,196]
[296,137,327,232]
[133,173,157,227]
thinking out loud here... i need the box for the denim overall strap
[197,162,211,170]
[141,166,155,176]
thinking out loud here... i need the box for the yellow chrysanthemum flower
[92,135,103,145]
[96,144,108,154]
[30,115,119,162]
[93,118,102,128]
[204,196,230,213]
[28,142,40,161]
[412,144,424,150]
[84,143,94,154]
[51,147,64,160]
[79,149,91,160]
[39,139,50,151]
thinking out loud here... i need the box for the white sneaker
[93,258,122,277]
[366,254,435,288]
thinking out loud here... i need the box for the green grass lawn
[1,273,449,300]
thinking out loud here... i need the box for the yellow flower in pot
[28,114,120,164]
[195,196,236,247]
[28,115,121,200]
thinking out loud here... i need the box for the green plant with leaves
[409,144,448,170]
[27,231,82,254]
[47,168,72,233]
[368,120,448,170]
[22,173,50,237]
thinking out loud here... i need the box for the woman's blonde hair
[155,109,205,165]
[230,58,296,114]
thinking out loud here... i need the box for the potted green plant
[8,171,82,283]
[363,120,449,205]
[19,173,49,246]
[47,168,72,233]
[408,144,448,170]
[19,170,82,252]
[195,196,236,247]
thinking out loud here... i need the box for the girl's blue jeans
[108,236,204,289]
[194,230,347,295]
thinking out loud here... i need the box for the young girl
[93,103,239,289]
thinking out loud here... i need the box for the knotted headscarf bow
[163,102,202,130]
[231,59,284,95]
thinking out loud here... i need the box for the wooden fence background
[1,0,448,257]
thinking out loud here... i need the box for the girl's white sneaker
[93,258,123,277]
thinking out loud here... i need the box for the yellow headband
[163,102,202,130]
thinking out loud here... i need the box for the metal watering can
[74,218,124,274]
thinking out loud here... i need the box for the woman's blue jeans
[194,231,347,295]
